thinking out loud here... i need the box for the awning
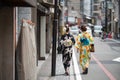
[58,5,62,11]
[87,23,94,26]
[114,17,118,22]
[41,0,54,8]
[86,16,91,19]
[0,0,36,7]
[40,0,62,11]
[37,3,49,15]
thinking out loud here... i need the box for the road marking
[110,39,120,43]
[92,54,116,80]
[112,57,120,62]
[70,59,75,80]
[72,47,82,80]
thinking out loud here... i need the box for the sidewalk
[37,52,76,80]
[36,37,120,80]
[99,37,120,43]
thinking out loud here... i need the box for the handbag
[57,44,62,51]
[57,43,64,54]
[63,39,73,47]
[90,44,95,52]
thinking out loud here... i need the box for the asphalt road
[74,37,120,80]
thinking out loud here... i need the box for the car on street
[94,25,103,37]
[69,25,79,35]
[86,26,92,36]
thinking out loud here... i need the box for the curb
[70,59,75,80]
[72,47,82,80]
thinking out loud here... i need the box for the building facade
[0,0,61,80]
[100,0,120,38]
[91,0,102,25]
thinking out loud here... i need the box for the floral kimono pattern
[75,32,94,71]
[60,33,75,70]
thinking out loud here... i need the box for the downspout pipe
[119,0,120,38]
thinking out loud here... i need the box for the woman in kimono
[60,27,75,75]
[75,25,94,74]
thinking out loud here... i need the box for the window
[94,5,99,11]
[93,13,99,16]
[94,0,99,3]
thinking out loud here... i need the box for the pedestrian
[75,25,94,74]
[78,25,82,34]
[63,24,69,35]
[101,31,107,41]
[60,27,75,75]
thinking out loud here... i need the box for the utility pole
[90,0,93,16]
[66,0,68,24]
[51,0,58,76]
[81,0,84,24]
[105,0,108,32]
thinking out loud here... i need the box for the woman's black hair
[66,27,69,32]
[80,25,87,31]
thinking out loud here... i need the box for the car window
[86,27,91,30]
[94,27,101,30]
[70,27,78,30]
[94,26,102,30]
[86,27,92,36]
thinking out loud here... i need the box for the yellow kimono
[75,32,94,71]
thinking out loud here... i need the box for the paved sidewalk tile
[37,54,51,80]
[37,53,75,80]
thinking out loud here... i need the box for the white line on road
[72,47,82,80]
[70,59,75,80]
[112,57,120,62]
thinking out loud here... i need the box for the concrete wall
[0,7,15,80]
[46,15,52,53]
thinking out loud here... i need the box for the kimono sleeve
[89,34,94,44]
[71,35,75,44]
[75,34,81,49]
[60,35,65,45]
